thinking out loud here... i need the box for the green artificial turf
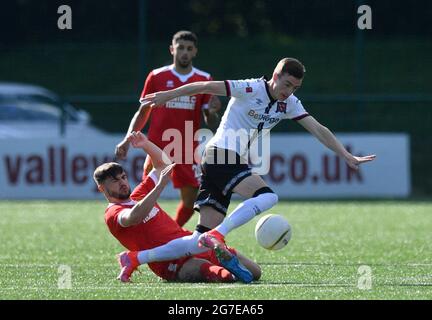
[0,200,431,300]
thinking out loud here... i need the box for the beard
[107,188,131,200]
[177,58,191,68]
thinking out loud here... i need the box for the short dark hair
[274,58,306,79]
[172,30,198,46]
[93,162,124,185]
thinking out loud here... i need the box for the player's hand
[126,131,149,149]
[345,154,376,170]
[158,163,176,188]
[115,139,130,160]
[140,91,174,108]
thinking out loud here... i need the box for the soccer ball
[255,214,292,250]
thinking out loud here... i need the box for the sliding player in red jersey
[98,132,260,283]
[115,31,221,227]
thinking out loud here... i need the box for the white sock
[137,231,208,264]
[215,193,278,236]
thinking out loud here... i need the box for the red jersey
[140,65,213,159]
[104,173,191,252]
[104,171,239,281]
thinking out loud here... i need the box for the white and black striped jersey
[206,77,309,157]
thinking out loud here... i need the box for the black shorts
[193,147,252,216]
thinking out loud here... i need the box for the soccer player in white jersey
[139,58,376,282]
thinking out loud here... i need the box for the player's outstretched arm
[140,81,227,108]
[297,116,376,170]
[120,163,175,227]
[126,131,172,170]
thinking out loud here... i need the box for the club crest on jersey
[166,80,174,88]
[245,86,253,93]
[276,102,287,114]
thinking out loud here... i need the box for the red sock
[174,202,194,227]
[200,262,235,283]
[128,251,139,266]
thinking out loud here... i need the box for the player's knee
[266,192,279,207]
[253,187,278,211]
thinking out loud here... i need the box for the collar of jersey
[261,76,277,105]
[107,199,136,209]
[169,65,196,83]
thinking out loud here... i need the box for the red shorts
[148,247,237,281]
[143,156,200,189]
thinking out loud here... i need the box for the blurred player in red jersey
[115,31,221,227]
[98,131,260,283]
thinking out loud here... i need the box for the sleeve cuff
[292,113,310,121]
[224,80,231,97]
[148,168,158,184]
[117,209,131,227]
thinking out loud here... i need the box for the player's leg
[213,175,278,237]
[118,205,222,279]
[117,231,209,282]
[175,185,198,226]
[195,174,276,283]
[136,230,207,264]
[134,205,223,267]
[192,182,257,283]
[176,258,235,283]
[190,148,258,283]
[192,162,229,230]
[172,164,200,226]
[196,147,277,240]
[196,205,225,229]
[145,206,225,269]
[194,206,255,284]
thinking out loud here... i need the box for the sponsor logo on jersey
[165,96,196,110]
[248,110,280,124]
